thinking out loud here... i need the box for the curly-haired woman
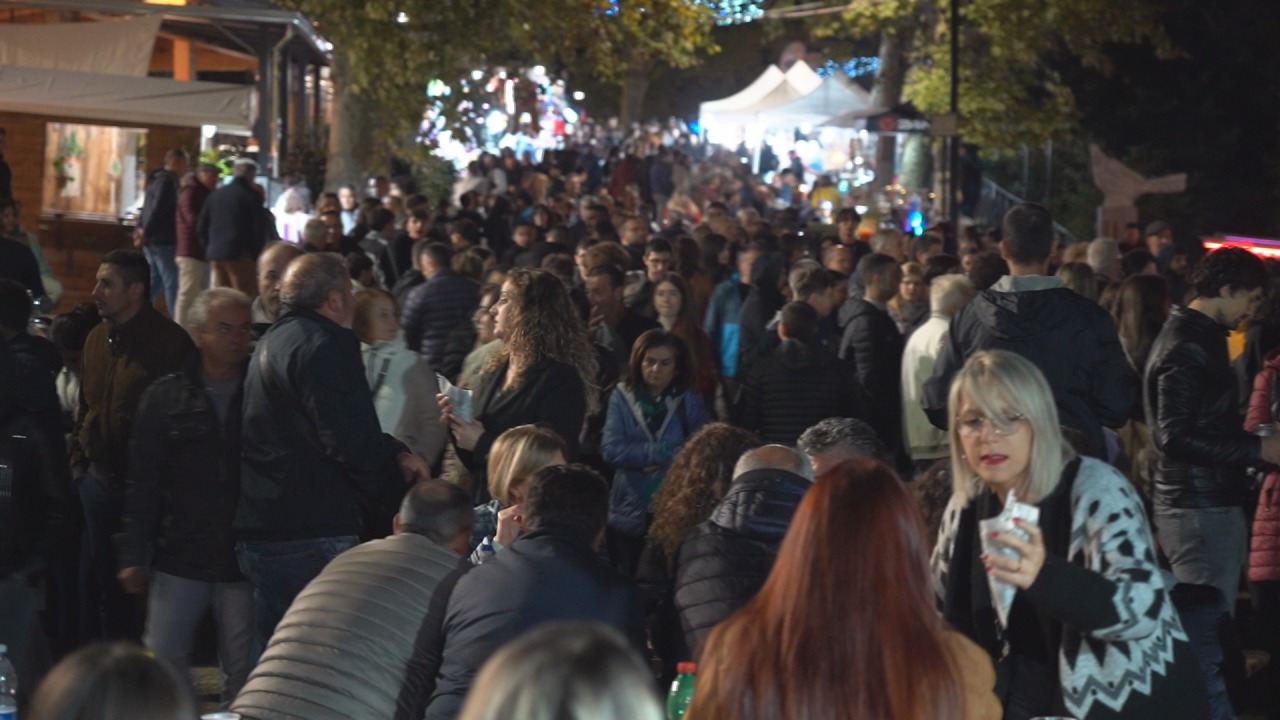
[633,422,761,680]
[439,269,598,504]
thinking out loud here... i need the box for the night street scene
[1,0,1279,719]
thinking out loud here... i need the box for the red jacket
[176,175,212,260]
[1246,348,1280,582]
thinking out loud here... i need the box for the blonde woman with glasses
[932,350,1208,720]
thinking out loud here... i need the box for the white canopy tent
[756,74,874,128]
[0,64,256,132]
[700,61,824,131]
[698,64,786,128]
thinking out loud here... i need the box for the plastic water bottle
[0,644,17,720]
[666,661,696,720]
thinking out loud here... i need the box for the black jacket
[922,278,1136,459]
[838,297,906,465]
[0,237,43,298]
[236,307,408,541]
[461,358,588,505]
[6,333,63,448]
[736,254,786,375]
[1146,305,1261,508]
[738,339,866,445]
[674,469,809,653]
[121,358,243,582]
[425,527,643,720]
[139,168,180,247]
[596,308,661,372]
[401,268,480,372]
[197,176,266,261]
[0,337,76,579]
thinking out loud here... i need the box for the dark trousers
[1251,580,1280,719]
[77,475,141,641]
[236,535,358,668]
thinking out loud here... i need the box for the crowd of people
[1,135,1278,720]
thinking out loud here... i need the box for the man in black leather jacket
[1146,246,1280,608]
[236,253,429,663]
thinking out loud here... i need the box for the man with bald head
[250,241,305,338]
[668,444,814,668]
[236,252,430,664]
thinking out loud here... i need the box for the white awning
[0,16,161,77]
[0,64,255,132]
[755,74,874,128]
[700,61,824,129]
[699,65,786,115]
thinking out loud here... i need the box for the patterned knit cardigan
[931,456,1198,719]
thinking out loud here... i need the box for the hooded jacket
[738,338,865,445]
[602,384,711,537]
[922,275,1136,459]
[673,468,809,652]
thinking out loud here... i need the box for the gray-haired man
[235,253,430,663]
[118,287,255,700]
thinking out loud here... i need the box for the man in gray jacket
[232,480,473,720]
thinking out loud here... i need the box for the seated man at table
[232,480,473,720]
[424,464,643,720]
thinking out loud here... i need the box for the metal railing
[976,178,1079,244]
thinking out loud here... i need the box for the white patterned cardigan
[931,456,1192,719]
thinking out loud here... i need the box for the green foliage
[281,127,329,201]
[811,0,1172,153]
[281,0,718,162]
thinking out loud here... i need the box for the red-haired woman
[687,458,1000,720]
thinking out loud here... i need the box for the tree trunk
[325,49,376,192]
[619,58,654,128]
[872,32,908,189]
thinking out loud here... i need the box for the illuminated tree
[279,0,718,187]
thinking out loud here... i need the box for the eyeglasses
[955,412,1026,438]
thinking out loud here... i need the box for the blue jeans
[1172,583,1237,720]
[144,572,253,702]
[236,536,358,667]
[143,244,179,316]
[77,474,140,641]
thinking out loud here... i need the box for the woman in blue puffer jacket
[602,329,710,576]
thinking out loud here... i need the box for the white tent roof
[699,65,786,115]
[0,64,255,132]
[700,61,823,128]
[755,74,874,127]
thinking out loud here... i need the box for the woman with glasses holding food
[932,350,1209,720]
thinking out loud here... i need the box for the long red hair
[687,458,966,720]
